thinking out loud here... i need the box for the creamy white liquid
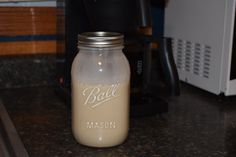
[72,82,129,147]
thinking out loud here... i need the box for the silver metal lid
[78,32,124,48]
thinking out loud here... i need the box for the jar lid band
[78,32,124,48]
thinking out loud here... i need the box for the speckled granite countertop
[1,84,236,157]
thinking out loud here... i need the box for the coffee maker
[56,0,180,117]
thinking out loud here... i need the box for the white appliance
[164,0,236,95]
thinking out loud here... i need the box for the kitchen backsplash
[0,54,60,88]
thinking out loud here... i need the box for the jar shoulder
[71,50,130,84]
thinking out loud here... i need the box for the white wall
[0,0,56,7]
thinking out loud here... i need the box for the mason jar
[71,32,130,147]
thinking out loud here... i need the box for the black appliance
[56,0,180,117]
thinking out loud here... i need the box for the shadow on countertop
[1,83,236,157]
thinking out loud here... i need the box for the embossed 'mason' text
[86,121,116,129]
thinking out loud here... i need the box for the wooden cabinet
[0,5,57,55]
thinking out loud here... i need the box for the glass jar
[71,32,130,147]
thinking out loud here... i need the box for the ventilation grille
[172,39,211,79]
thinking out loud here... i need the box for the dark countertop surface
[1,84,236,157]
